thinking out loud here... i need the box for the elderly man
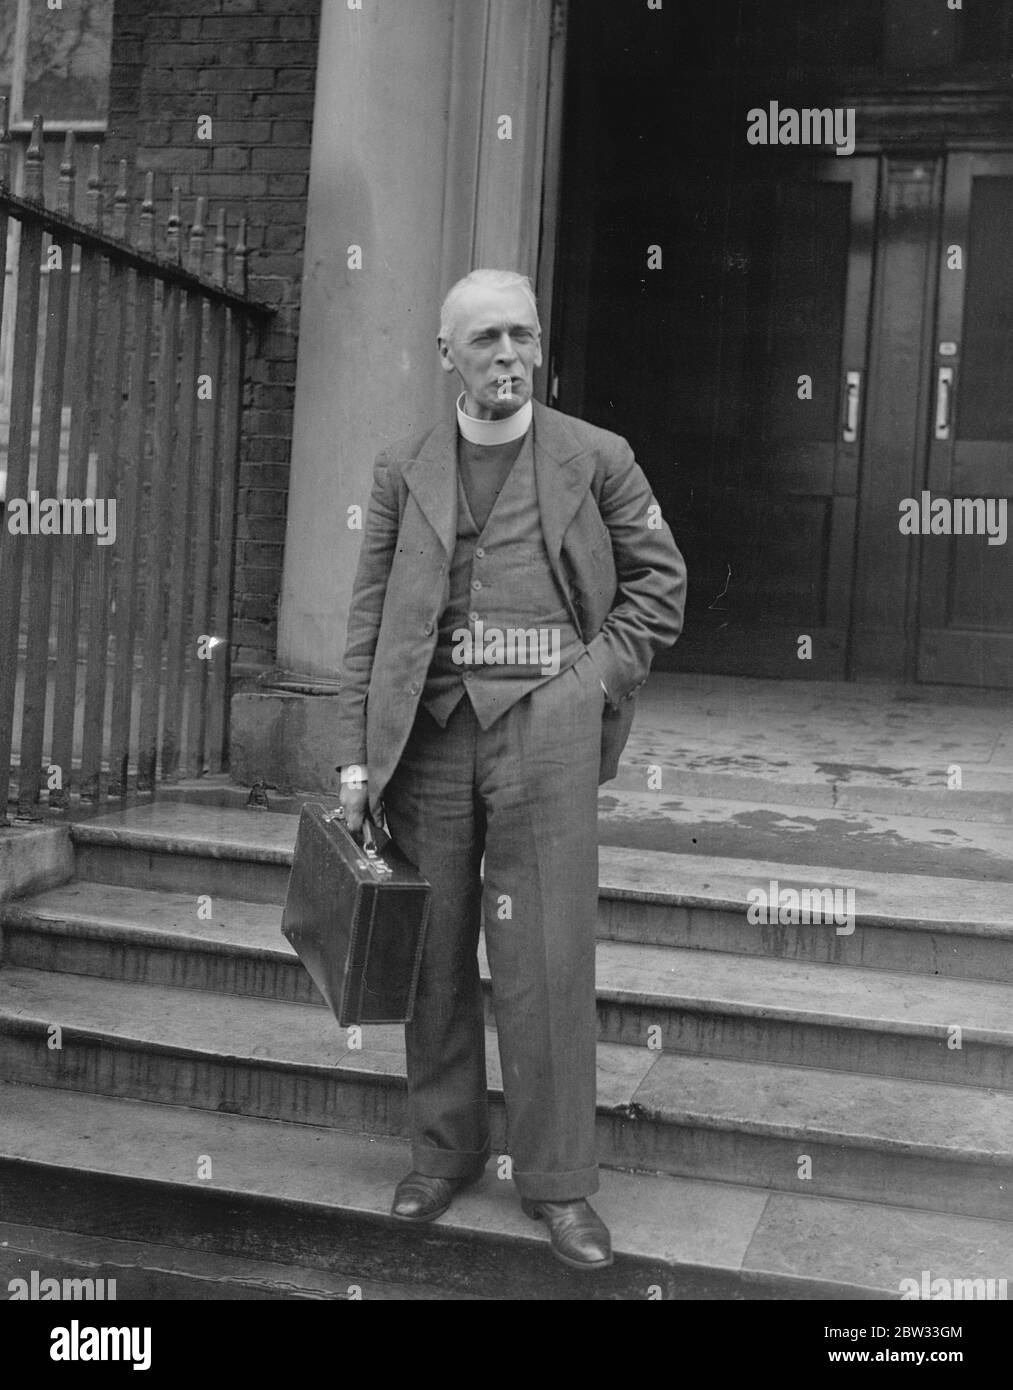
[334,269,686,1270]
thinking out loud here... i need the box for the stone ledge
[0,822,74,907]
[229,688,343,794]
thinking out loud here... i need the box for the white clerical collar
[456,392,532,445]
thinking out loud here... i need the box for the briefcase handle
[321,804,394,876]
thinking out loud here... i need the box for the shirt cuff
[339,764,368,786]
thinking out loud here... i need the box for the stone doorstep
[0,1083,1009,1300]
[1,967,1011,1174]
[228,673,1013,813]
[627,673,1013,796]
[6,883,1013,1048]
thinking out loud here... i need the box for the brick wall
[105,0,322,680]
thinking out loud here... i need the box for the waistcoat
[423,425,585,729]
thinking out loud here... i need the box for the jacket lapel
[531,400,597,570]
[402,418,458,557]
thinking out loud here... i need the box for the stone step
[69,803,294,905]
[2,883,307,1002]
[597,788,1013,882]
[493,942,1013,1091]
[0,1220,478,1300]
[1,1082,1009,1300]
[1,968,1009,1220]
[65,804,1013,981]
[598,849,1013,983]
[5,881,1013,1089]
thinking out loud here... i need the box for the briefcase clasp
[361,817,394,876]
[317,803,394,878]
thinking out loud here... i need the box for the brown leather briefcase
[281,802,430,1026]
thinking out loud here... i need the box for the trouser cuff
[410,1142,489,1180]
[512,1163,599,1201]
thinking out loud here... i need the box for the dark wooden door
[651,156,878,677]
[736,158,877,678]
[917,152,1013,688]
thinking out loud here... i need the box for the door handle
[842,370,861,443]
[935,366,954,441]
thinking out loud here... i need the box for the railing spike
[165,185,182,265]
[231,216,249,297]
[139,170,155,254]
[57,131,76,218]
[111,159,129,240]
[24,114,44,202]
[188,195,206,276]
[212,206,227,286]
[85,144,103,230]
[0,96,9,192]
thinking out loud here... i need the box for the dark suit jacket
[334,400,687,799]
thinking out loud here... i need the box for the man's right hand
[339,780,370,834]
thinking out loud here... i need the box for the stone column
[275,0,458,683]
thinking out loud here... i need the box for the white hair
[438,268,541,342]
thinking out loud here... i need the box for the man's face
[438,285,543,420]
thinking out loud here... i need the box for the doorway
[549,0,1013,689]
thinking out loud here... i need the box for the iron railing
[0,102,272,819]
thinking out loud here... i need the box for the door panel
[919,154,1013,688]
[659,157,877,677]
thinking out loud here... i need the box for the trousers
[381,649,604,1200]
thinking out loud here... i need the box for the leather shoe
[390,1170,477,1222]
[521,1197,613,1270]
